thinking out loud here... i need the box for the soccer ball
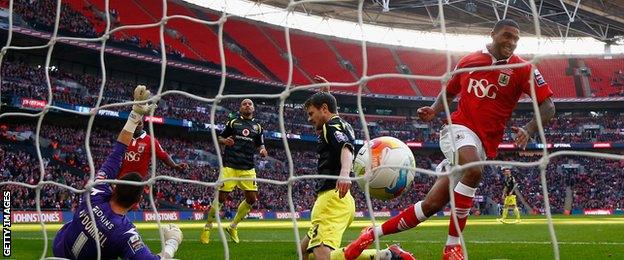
[353,136,416,200]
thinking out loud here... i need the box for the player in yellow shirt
[498,167,521,223]
[200,99,267,244]
[300,77,414,260]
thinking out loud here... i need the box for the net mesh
[0,0,622,259]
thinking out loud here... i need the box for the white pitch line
[14,237,624,245]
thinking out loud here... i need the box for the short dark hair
[304,92,337,113]
[493,19,519,33]
[112,172,144,208]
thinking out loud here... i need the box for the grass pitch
[8,215,624,259]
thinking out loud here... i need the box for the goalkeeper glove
[124,85,156,133]
[159,224,183,259]
[132,85,157,115]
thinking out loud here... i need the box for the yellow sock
[231,200,252,227]
[513,207,520,220]
[502,206,509,220]
[205,202,222,228]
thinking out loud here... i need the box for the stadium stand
[584,57,624,97]
[3,0,622,97]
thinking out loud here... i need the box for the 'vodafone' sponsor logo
[467,78,498,99]
[12,211,63,223]
[143,211,179,221]
[276,212,300,219]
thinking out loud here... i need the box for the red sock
[448,182,475,238]
[381,201,428,235]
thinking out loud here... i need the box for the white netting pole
[143,0,170,250]
[435,0,469,258]
[32,0,64,258]
[207,11,231,259]
[527,0,560,258]
[352,0,382,257]
[80,0,114,258]
[282,2,303,259]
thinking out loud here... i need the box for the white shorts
[439,124,486,164]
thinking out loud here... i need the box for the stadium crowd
[2,122,622,215]
[3,58,623,144]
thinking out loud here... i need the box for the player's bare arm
[512,97,555,149]
[336,146,353,199]
[163,155,188,171]
[314,75,331,92]
[417,90,457,122]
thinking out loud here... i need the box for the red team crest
[137,143,146,153]
[498,73,510,86]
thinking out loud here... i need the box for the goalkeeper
[498,167,521,223]
[53,85,183,259]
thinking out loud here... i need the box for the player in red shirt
[118,120,188,180]
[345,19,556,260]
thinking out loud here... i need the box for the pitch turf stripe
[13,237,624,245]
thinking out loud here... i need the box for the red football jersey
[118,132,170,179]
[446,48,554,159]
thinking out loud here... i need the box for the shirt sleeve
[98,141,127,180]
[219,119,235,138]
[121,230,161,260]
[323,122,354,152]
[88,141,126,205]
[521,67,554,104]
[445,61,465,96]
[154,139,170,161]
[255,123,264,147]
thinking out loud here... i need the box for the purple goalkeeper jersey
[53,142,160,260]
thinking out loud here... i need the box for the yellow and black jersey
[503,175,516,196]
[316,115,355,193]
[220,116,264,170]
